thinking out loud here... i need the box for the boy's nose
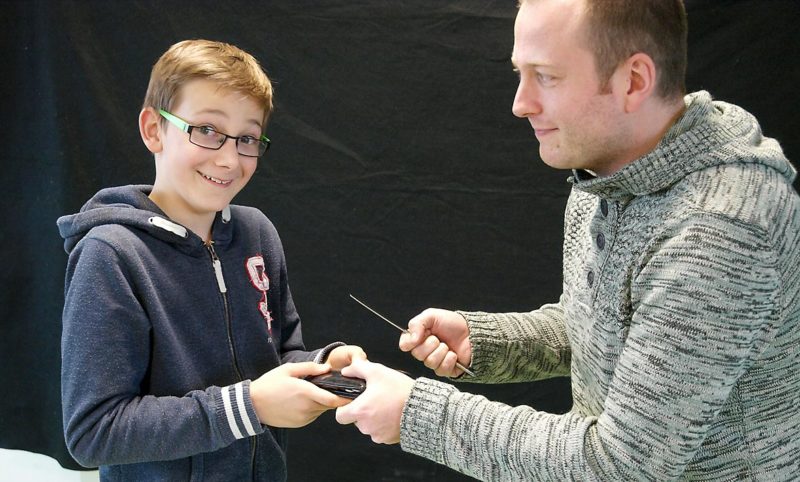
[215,138,241,167]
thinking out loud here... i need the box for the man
[336,0,800,480]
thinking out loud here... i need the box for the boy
[57,39,365,481]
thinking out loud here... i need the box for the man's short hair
[520,0,688,100]
[142,39,274,125]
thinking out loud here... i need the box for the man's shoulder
[671,162,799,227]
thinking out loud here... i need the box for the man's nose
[512,78,542,118]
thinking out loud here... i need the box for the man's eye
[197,126,217,137]
[239,135,257,145]
[538,73,555,84]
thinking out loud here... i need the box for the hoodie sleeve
[62,236,264,467]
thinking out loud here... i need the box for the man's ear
[139,107,163,154]
[619,52,657,113]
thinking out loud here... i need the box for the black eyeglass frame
[159,109,271,158]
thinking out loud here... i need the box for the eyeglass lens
[189,126,268,157]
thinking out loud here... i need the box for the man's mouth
[534,127,557,137]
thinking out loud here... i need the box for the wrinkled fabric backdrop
[1,1,798,480]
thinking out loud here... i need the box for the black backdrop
[1,1,798,480]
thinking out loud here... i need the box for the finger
[410,335,440,362]
[341,358,371,379]
[423,342,450,370]
[335,404,358,425]
[349,347,368,362]
[398,328,424,352]
[306,385,346,407]
[403,312,433,347]
[435,351,459,377]
[283,361,331,378]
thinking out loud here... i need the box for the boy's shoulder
[228,204,277,233]
[77,222,164,257]
[229,204,267,221]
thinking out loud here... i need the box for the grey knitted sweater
[399,92,800,481]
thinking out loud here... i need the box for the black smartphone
[306,371,366,399]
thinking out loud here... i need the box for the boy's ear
[618,52,657,113]
[139,107,164,154]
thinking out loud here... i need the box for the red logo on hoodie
[246,255,272,333]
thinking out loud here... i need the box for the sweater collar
[569,91,795,201]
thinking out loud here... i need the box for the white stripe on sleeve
[222,385,243,439]
[235,382,257,436]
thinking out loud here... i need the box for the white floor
[0,449,99,481]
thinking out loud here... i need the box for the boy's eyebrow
[195,108,263,129]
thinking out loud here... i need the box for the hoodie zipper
[206,243,257,479]
[207,243,244,381]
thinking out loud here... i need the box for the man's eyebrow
[511,58,549,70]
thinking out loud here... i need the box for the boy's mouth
[199,172,233,186]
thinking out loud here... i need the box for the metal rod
[349,294,476,377]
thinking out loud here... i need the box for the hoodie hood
[57,185,231,255]
[572,91,796,201]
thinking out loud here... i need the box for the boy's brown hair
[142,39,274,127]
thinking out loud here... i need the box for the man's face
[153,79,264,224]
[511,0,629,175]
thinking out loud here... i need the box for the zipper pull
[213,259,227,293]
[207,244,228,294]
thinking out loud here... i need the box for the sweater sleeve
[457,299,571,382]
[400,214,781,481]
[62,238,264,467]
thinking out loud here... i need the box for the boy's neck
[148,190,215,243]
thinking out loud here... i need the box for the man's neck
[602,97,687,177]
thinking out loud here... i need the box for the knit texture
[399,92,800,481]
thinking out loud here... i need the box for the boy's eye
[239,135,258,146]
[196,125,218,137]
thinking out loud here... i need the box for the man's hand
[335,359,414,444]
[326,344,368,370]
[250,362,350,428]
[400,308,472,377]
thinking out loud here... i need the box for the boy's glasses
[159,109,271,158]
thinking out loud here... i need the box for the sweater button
[596,233,606,250]
[600,199,609,217]
[587,270,595,287]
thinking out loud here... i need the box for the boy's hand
[400,308,472,377]
[326,345,368,370]
[250,362,350,428]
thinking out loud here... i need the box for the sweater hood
[572,91,796,200]
[57,185,232,255]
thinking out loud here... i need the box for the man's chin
[539,151,575,171]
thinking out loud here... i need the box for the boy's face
[150,79,264,228]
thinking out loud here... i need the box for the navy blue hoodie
[57,185,342,481]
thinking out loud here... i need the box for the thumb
[403,312,432,348]
[282,361,331,378]
[335,403,357,425]
[340,358,371,379]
